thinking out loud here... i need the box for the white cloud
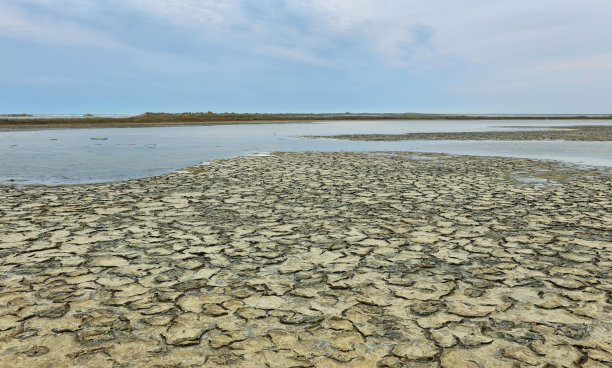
[120,0,245,30]
[257,45,328,66]
[7,0,611,71]
[2,0,612,106]
[0,1,126,50]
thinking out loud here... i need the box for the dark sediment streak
[306,125,612,141]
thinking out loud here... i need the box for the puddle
[509,170,567,185]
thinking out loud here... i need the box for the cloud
[257,45,329,66]
[2,0,612,112]
[0,1,126,50]
[121,0,243,29]
[541,55,612,74]
[7,0,608,72]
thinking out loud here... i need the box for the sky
[1,0,611,114]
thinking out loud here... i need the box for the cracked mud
[0,151,611,367]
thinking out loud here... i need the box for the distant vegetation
[0,113,33,117]
[1,112,611,128]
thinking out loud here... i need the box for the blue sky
[1,0,611,114]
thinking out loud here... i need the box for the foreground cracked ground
[0,152,611,367]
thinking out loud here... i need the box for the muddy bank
[2,115,612,131]
[0,152,611,367]
[0,120,316,132]
[307,125,612,141]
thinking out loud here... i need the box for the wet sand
[307,125,612,141]
[0,152,611,367]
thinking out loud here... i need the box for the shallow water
[1,120,611,185]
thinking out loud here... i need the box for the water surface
[1,120,610,185]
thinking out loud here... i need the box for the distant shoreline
[1,112,612,130]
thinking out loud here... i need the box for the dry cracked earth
[0,151,611,367]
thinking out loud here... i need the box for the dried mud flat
[0,151,611,367]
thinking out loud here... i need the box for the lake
[1,120,611,185]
